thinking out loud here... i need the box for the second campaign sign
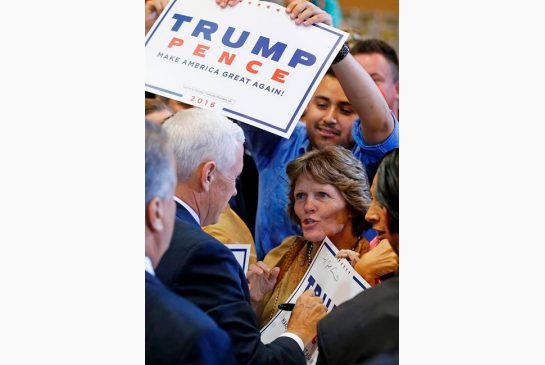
[145,0,348,139]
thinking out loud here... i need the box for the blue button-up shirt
[242,117,399,260]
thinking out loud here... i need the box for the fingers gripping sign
[215,0,243,8]
[336,249,360,267]
[286,0,332,26]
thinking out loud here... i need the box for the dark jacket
[156,202,305,365]
[316,276,399,365]
[145,271,236,365]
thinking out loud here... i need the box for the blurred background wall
[339,0,398,52]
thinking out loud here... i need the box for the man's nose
[323,108,338,125]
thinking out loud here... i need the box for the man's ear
[199,161,216,192]
[395,80,400,99]
[146,197,165,233]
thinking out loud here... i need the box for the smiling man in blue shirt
[241,20,399,259]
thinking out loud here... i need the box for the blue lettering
[304,275,316,292]
[171,14,193,32]
[314,283,322,297]
[288,49,316,68]
[191,19,219,41]
[222,27,250,48]
[251,36,287,61]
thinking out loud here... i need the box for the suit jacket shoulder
[145,272,236,365]
[156,221,305,365]
[317,277,399,365]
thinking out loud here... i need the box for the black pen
[278,303,295,311]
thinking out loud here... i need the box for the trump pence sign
[145,0,348,138]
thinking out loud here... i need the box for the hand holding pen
[284,289,327,346]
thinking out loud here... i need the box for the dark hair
[145,120,176,205]
[351,39,399,82]
[375,148,399,233]
[286,146,371,236]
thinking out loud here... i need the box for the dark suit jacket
[145,272,236,365]
[316,276,399,365]
[156,202,305,365]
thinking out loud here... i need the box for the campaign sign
[260,237,370,364]
[145,0,348,138]
[225,243,251,275]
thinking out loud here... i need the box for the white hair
[162,108,245,182]
[145,120,176,204]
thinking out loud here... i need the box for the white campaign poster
[225,243,251,275]
[260,237,370,365]
[145,0,348,138]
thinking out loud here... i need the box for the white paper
[260,237,370,364]
[145,0,348,138]
[225,243,251,275]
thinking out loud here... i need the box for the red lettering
[218,51,236,65]
[168,37,184,48]
[271,68,289,83]
[246,60,262,74]
[193,44,210,57]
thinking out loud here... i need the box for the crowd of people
[145,0,399,364]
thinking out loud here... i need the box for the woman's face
[293,173,354,245]
[365,174,397,252]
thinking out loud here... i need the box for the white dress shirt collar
[145,256,155,276]
[173,196,201,225]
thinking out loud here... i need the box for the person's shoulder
[277,122,308,150]
[156,221,238,283]
[170,219,224,251]
[317,278,399,364]
[146,274,213,329]
[145,276,235,363]
[292,122,310,144]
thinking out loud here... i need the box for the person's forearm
[331,53,393,144]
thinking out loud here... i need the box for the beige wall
[339,0,399,52]
[339,0,398,13]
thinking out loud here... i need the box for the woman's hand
[247,261,280,303]
[336,249,360,266]
[145,0,170,34]
[286,0,332,26]
[355,239,399,286]
[216,0,243,8]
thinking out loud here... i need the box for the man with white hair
[156,108,327,365]
[162,107,245,227]
[144,120,235,365]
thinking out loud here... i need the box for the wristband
[332,43,350,64]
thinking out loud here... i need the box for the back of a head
[375,148,399,234]
[145,120,176,205]
[351,39,399,82]
[162,108,245,182]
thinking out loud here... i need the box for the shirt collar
[173,196,201,225]
[299,138,311,155]
[145,256,155,276]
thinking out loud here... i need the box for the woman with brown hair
[248,145,398,327]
